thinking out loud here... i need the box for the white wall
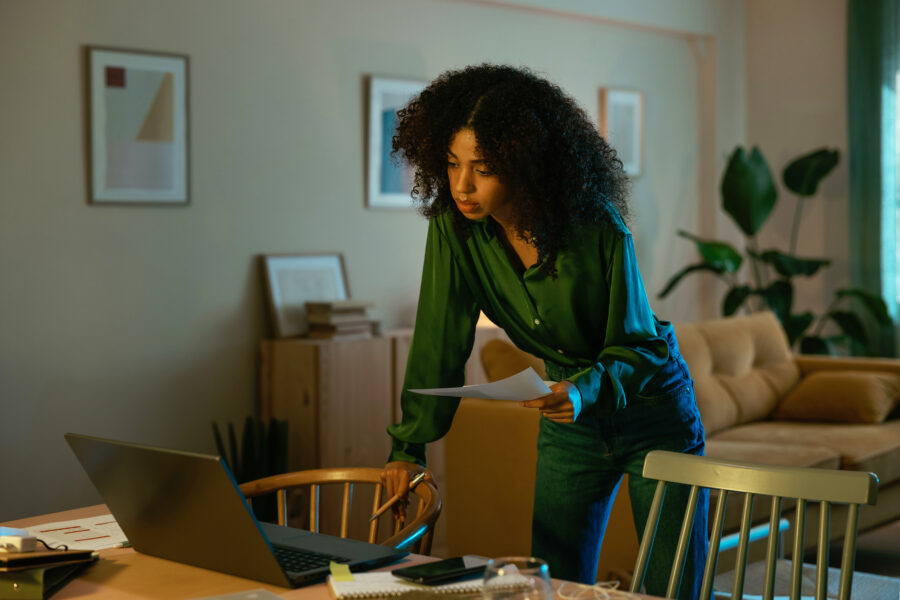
[0,0,747,520]
[746,0,848,321]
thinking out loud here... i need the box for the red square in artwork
[106,66,125,88]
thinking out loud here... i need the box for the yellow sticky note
[329,561,354,582]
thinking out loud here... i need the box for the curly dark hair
[391,63,630,277]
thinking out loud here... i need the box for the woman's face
[446,128,513,224]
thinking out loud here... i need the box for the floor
[811,517,900,578]
[847,518,900,577]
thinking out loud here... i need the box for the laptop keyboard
[272,544,350,573]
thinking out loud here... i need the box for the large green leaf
[751,249,831,277]
[835,288,892,325]
[241,416,257,484]
[722,285,752,316]
[828,310,868,347]
[227,422,240,482]
[678,231,743,272]
[255,419,267,478]
[211,422,229,467]
[658,263,725,298]
[760,280,793,320]
[783,311,815,345]
[721,146,777,236]
[782,148,840,197]
[271,418,289,475]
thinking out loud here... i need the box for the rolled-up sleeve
[565,232,669,417]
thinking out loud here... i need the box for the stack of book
[0,548,98,599]
[305,300,376,340]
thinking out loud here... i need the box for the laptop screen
[65,433,407,587]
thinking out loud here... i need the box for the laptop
[64,433,408,587]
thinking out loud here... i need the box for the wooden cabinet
[259,327,512,474]
[258,326,512,553]
[259,336,394,471]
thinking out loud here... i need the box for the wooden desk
[3,505,428,600]
[4,506,664,600]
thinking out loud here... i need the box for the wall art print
[87,46,190,205]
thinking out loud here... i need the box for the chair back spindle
[762,496,783,599]
[310,484,320,532]
[340,482,352,538]
[368,486,381,543]
[630,451,878,600]
[277,489,288,526]
[239,467,441,555]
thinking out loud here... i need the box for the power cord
[557,580,646,600]
[37,538,69,551]
[0,533,69,553]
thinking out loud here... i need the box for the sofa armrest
[443,397,639,581]
[443,398,539,559]
[794,355,900,376]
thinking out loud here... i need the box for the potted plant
[659,146,890,355]
[212,416,288,521]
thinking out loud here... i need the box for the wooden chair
[630,450,879,600]
[239,467,441,555]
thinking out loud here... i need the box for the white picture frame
[261,253,349,337]
[599,88,644,177]
[87,46,190,205]
[366,76,426,209]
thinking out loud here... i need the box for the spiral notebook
[327,572,482,599]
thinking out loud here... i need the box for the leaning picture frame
[261,253,350,337]
[598,88,644,177]
[366,76,426,209]
[87,46,190,205]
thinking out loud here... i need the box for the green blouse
[387,208,672,466]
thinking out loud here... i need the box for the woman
[381,64,708,599]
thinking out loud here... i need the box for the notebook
[64,433,408,587]
[0,548,96,572]
[327,571,483,599]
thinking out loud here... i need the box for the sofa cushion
[774,370,900,424]
[712,420,900,485]
[704,439,842,532]
[675,312,800,435]
[705,438,841,469]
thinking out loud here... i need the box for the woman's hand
[380,461,433,521]
[519,381,582,423]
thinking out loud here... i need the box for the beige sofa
[441,311,900,580]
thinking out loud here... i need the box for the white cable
[557,580,646,600]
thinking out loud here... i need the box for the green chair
[630,450,878,600]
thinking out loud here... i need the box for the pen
[369,471,428,522]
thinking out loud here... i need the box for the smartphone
[392,555,491,585]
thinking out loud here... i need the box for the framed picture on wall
[366,76,426,209]
[87,46,190,205]
[261,253,350,337]
[598,88,644,177]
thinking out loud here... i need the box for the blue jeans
[533,335,708,600]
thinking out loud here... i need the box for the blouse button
[533,318,541,326]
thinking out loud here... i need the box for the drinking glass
[482,556,553,600]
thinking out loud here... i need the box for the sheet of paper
[26,514,128,551]
[409,367,553,401]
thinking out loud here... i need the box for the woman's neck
[490,213,517,237]
[492,217,538,271]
